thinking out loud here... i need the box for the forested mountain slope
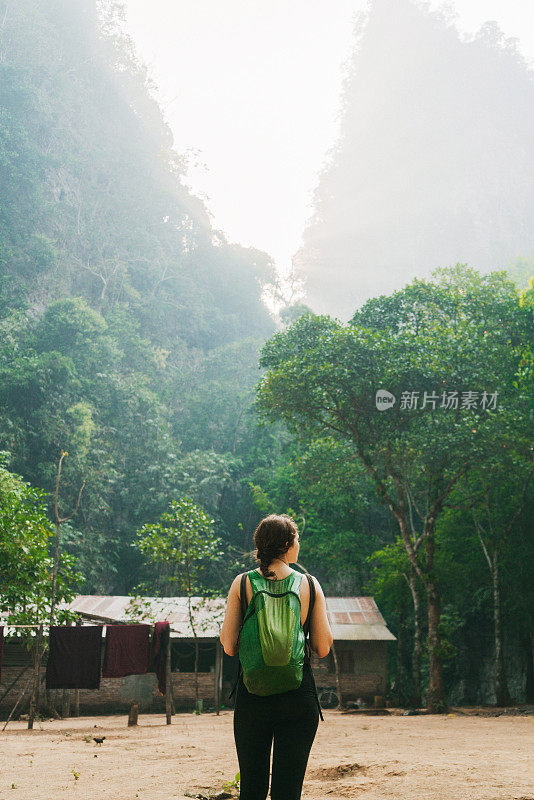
[0,0,276,590]
[295,0,534,319]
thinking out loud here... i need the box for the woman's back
[241,566,311,626]
[219,513,333,800]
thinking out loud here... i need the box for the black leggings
[233,666,320,800]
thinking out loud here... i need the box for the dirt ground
[1,708,533,800]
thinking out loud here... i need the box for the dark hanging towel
[102,624,151,678]
[46,625,103,690]
[149,621,170,694]
[0,625,4,682]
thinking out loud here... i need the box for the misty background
[124,0,534,319]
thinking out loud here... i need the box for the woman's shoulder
[298,572,323,594]
[231,570,254,597]
[232,568,255,581]
[296,570,319,583]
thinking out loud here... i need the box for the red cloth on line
[0,626,4,682]
[149,621,170,694]
[102,624,150,678]
[46,625,103,690]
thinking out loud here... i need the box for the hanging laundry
[46,625,103,690]
[102,624,150,678]
[0,625,4,682]
[149,621,170,694]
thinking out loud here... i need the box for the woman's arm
[219,574,243,656]
[308,576,333,658]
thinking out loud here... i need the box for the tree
[364,540,416,706]
[0,454,80,723]
[256,267,532,712]
[444,422,534,705]
[134,497,223,711]
[0,453,79,625]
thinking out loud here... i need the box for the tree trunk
[424,529,446,713]
[426,583,446,713]
[45,522,62,714]
[521,629,534,704]
[395,508,445,712]
[493,551,512,706]
[407,566,423,708]
[28,625,43,729]
[395,619,406,705]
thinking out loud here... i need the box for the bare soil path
[1,708,532,800]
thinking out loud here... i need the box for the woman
[220,514,333,800]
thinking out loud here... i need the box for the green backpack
[235,568,315,696]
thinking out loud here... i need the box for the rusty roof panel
[330,623,396,641]
[331,611,351,624]
[361,611,385,625]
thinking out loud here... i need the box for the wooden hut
[310,597,396,706]
[0,594,395,715]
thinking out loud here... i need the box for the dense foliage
[256,266,534,707]
[0,0,532,706]
[0,455,79,625]
[0,0,279,591]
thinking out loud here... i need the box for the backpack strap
[303,573,315,637]
[240,572,249,619]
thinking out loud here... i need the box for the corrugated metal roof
[55,594,396,642]
[326,597,397,641]
[59,595,226,639]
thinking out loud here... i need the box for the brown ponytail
[253,514,298,578]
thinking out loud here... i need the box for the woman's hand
[219,574,243,656]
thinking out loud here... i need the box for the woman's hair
[253,514,298,578]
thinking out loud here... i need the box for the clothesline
[1,624,42,628]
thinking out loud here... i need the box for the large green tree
[256,266,532,711]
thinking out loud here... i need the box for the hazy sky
[122,1,534,286]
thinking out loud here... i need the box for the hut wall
[0,640,220,716]
[311,640,388,702]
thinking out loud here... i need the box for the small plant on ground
[222,772,240,792]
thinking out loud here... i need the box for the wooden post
[74,618,81,717]
[214,641,223,715]
[128,702,139,726]
[28,624,43,730]
[165,634,172,725]
[61,688,70,718]
[330,641,343,709]
[61,621,72,718]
